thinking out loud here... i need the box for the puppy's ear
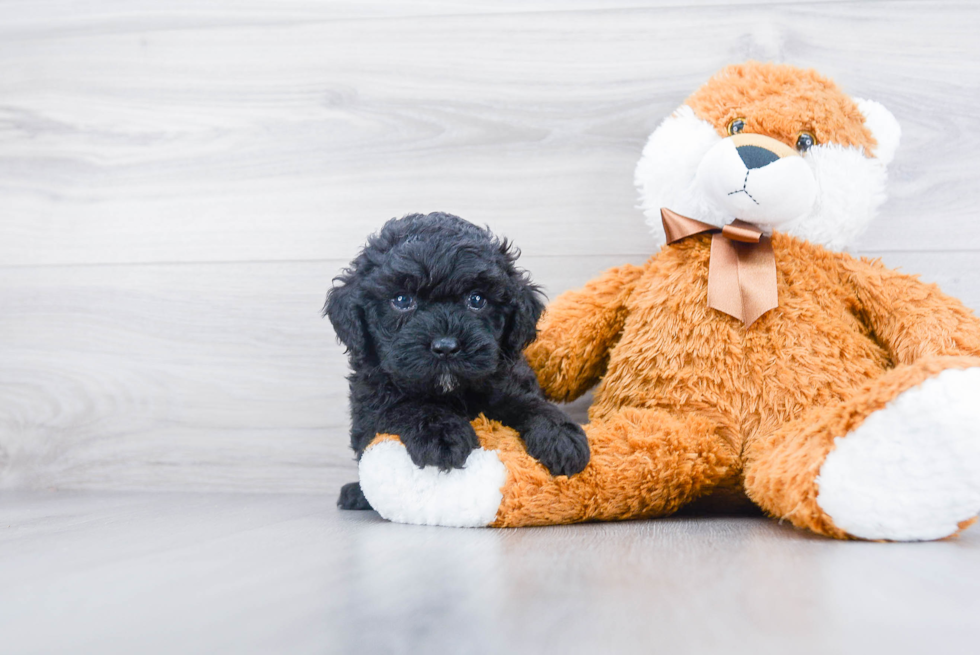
[500,243,546,357]
[324,274,372,364]
[503,278,546,357]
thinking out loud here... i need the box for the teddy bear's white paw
[816,367,980,541]
[358,439,507,528]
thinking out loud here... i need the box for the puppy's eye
[728,118,746,135]
[466,292,487,311]
[796,132,816,152]
[390,294,416,312]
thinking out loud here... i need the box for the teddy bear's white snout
[695,135,817,228]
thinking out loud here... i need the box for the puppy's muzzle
[696,132,817,228]
[430,336,461,358]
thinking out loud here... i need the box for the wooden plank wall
[1,0,978,492]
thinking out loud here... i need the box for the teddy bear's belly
[591,291,892,445]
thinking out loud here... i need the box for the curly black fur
[326,212,590,510]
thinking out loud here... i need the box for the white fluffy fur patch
[358,440,506,528]
[636,105,726,245]
[635,104,893,251]
[816,368,980,541]
[779,143,888,250]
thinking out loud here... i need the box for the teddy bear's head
[635,62,901,250]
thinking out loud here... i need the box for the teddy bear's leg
[743,355,980,541]
[359,407,735,528]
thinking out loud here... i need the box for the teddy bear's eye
[467,292,488,311]
[796,132,816,152]
[391,293,416,312]
[727,118,746,135]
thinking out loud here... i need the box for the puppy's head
[635,61,901,250]
[325,212,544,394]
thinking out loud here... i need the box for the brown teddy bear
[356,62,980,541]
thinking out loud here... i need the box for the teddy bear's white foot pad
[817,367,980,541]
[358,440,506,528]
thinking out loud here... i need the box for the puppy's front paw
[337,481,373,510]
[403,413,480,472]
[522,416,590,477]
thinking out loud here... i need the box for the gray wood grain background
[2,0,978,492]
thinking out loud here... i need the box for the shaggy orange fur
[686,62,877,154]
[514,232,980,535]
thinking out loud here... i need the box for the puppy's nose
[736,144,780,170]
[430,337,460,358]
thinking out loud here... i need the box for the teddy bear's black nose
[431,337,461,358]
[737,144,780,169]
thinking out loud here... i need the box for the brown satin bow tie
[661,207,778,326]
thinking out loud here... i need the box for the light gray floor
[2,491,978,655]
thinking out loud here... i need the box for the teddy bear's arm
[524,263,646,402]
[844,256,980,364]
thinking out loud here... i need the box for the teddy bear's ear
[855,99,901,166]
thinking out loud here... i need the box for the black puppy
[326,212,590,510]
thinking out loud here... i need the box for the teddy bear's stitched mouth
[726,170,760,205]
